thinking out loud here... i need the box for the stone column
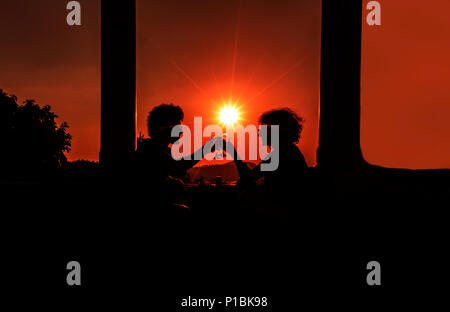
[100,0,136,168]
[317,0,365,168]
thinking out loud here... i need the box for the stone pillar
[317,0,365,168]
[100,0,136,168]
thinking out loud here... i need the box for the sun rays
[144,0,308,118]
[217,103,241,127]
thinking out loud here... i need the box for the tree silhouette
[0,89,71,175]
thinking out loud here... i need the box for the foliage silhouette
[0,89,71,175]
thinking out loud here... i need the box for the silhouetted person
[133,104,217,212]
[227,108,308,216]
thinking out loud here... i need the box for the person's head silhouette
[259,108,304,146]
[147,104,184,146]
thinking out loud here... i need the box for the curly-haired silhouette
[260,108,305,144]
[258,107,308,175]
[227,108,308,216]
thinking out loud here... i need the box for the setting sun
[218,104,240,127]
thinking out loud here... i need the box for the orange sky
[0,0,449,169]
[136,0,321,166]
[362,0,450,169]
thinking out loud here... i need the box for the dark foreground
[1,166,449,309]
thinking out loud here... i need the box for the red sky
[0,0,101,161]
[136,0,321,166]
[0,0,449,169]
